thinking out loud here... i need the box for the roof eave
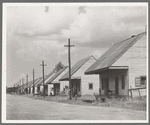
[85,67,109,74]
[85,66,128,74]
[59,78,68,81]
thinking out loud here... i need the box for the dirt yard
[6,94,146,120]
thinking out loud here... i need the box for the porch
[99,69,129,96]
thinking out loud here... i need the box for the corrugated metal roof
[28,81,33,88]
[59,56,95,81]
[35,71,53,87]
[85,32,145,74]
[33,77,42,86]
[28,78,39,88]
[46,66,68,84]
[36,75,49,87]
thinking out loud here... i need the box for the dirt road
[6,94,146,120]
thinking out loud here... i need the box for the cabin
[33,77,43,95]
[46,66,69,96]
[7,86,20,94]
[28,78,40,94]
[27,81,33,94]
[59,56,99,96]
[85,32,147,98]
[36,73,55,96]
[29,81,34,94]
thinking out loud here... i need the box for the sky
[5,3,147,87]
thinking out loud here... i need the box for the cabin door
[72,80,81,96]
[104,78,109,95]
[54,84,60,96]
[115,77,119,95]
[44,85,48,96]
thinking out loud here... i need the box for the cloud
[15,38,65,61]
[7,5,147,62]
[61,6,146,45]
[7,6,78,37]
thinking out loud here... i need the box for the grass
[21,94,146,111]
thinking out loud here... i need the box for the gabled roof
[46,66,68,84]
[36,75,48,87]
[28,78,40,88]
[85,32,145,74]
[28,81,33,88]
[59,56,96,81]
[37,72,53,86]
[33,77,42,86]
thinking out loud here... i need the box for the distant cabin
[85,32,147,97]
[59,56,99,96]
[35,75,52,95]
[46,66,69,96]
[33,77,43,95]
[29,78,40,94]
[28,81,33,94]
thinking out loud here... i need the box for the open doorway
[115,77,119,95]
[54,83,60,96]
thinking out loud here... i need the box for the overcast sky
[5,3,147,87]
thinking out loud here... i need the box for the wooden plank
[129,90,133,100]
[138,89,141,98]
[128,87,146,90]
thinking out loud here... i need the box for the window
[135,76,146,87]
[89,83,93,90]
[122,75,125,90]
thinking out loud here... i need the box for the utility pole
[145,25,147,36]
[64,39,74,100]
[20,79,21,86]
[26,74,28,95]
[22,78,24,92]
[20,79,21,94]
[40,60,47,98]
[32,69,35,96]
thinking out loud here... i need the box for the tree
[53,62,64,73]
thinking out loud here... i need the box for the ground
[6,94,146,120]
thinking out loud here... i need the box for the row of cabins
[18,32,147,98]
[22,55,99,96]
